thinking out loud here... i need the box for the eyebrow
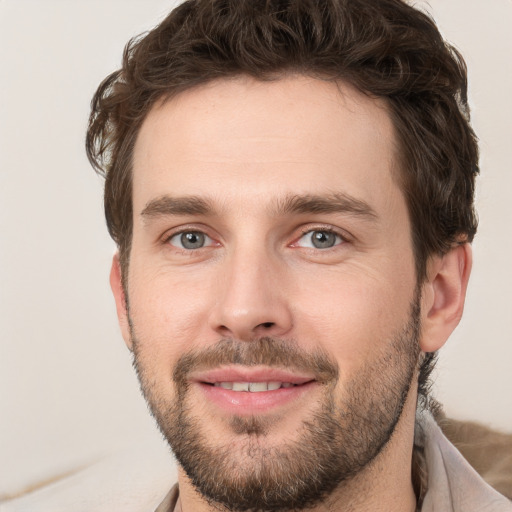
[140,192,377,221]
[141,195,214,219]
[272,193,377,220]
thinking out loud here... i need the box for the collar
[415,409,512,511]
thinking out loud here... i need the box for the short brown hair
[87,0,478,276]
[86,0,479,397]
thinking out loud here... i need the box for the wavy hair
[86,0,479,404]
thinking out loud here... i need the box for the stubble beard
[131,297,421,512]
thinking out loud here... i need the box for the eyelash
[161,225,349,252]
[294,226,347,249]
[163,227,216,250]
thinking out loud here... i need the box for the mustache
[172,337,339,387]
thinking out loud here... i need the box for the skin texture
[110,76,472,511]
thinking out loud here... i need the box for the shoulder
[417,409,512,511]
[439,415,512,501]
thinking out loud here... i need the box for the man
[84,0,511,511]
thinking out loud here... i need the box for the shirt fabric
[154,411,512,512]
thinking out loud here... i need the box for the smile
[189,366,320,413]
[211,381,298,392]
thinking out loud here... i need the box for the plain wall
[1,0,511,497]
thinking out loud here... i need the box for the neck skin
[175,381,419,512]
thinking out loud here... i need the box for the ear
[419,243,472,353]
[110,253,133,351]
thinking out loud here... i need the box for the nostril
[261,322,274,329]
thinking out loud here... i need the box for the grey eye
[169,231,211,250]
[297,230,342,249]
[311,231,337,248]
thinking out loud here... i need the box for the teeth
[232,382,249,392]
[213,381,296,392]
[249,382,268,392]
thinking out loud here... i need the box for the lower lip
[196,381,318,414]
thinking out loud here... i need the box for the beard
[130,296,421,512]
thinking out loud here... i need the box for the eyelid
[291,225,350,249]
[161,225,219,248]
[169,232,214,249]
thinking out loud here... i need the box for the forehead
[132,75,402,218]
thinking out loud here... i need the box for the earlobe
[110,253,133,351]
[419,243,472,353]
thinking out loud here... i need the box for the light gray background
[1,0,511,498]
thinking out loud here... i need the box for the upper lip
[189,366,316,385]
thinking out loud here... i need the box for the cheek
[127,265,216,364]
[292,265,415,372]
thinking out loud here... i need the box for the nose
[208,247,293,341]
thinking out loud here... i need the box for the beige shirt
[154,411,512,512]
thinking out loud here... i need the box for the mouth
[190,367,318,414]
[209,381,303,391]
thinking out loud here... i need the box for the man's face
[122,76,421,510]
